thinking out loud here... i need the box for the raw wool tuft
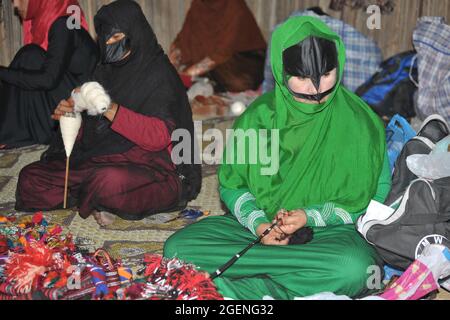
[73,82,111,116]
[72,90,89,113]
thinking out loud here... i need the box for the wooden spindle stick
[63,157,70,209]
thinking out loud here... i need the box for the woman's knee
[86,167,130,192]
[15,162,49,210]
[17,162,43,192]
[163,220,212,259]
[334,247,380,296]
[163,231,185,259]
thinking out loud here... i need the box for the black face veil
[98,25,132,64]
[283,36,338,102]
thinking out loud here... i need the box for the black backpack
[358,178,450,270]
[386,115,450,204]
[357,115,450,270]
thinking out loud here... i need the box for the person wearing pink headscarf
[0,0,97,149]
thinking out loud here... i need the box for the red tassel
[124,283,144,300]
[0,235,7,255]
[143,254,163,277]
[32,212,44,225]
[141,255,223,300]
[5,240,62,295]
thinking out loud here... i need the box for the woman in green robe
[164,16,391,300]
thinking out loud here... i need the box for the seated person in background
[169,0,267,93]
[0,0,97,149]
[164,16,391,300]
[15,0,201,227]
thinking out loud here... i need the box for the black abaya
[0,17,98,148]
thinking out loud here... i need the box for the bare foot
[93,211,116,227]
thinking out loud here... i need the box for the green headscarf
[219,16,386,220]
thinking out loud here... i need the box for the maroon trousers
[16,147,182,220]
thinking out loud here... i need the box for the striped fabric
[234,192,256,228]
[262,10,383,93]
[305,203,355,227]
[233,192,269,236]
[247,210,267,236]
[413,17,450,123]
[219,187,269,237]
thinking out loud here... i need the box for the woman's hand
[103,103,119,122]
[52,87,79,121]
[52,85,119,122]
[256,210,292,246]
[277,209,308,236]
[257,223,290,246]
[182,57,215,77]
[169,44,182,68]
[51,98,75,121]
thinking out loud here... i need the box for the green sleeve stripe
[305,209,326,227]
[248,210,267,236]
[234,192,256,227]
[334,207,353,224]
[322,202,334,222]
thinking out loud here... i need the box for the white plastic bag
[293,292,384,300]
[406,134,450,180]
[187,78,214,101]
[431,135,450,155]
[406,153,450,180]
[419,245,450,283]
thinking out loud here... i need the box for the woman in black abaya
[0,0,97,148]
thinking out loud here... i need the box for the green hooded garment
[164,16,389,299]
[218,16,386,221]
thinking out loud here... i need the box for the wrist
[256,222,272,237]
[104,103,119,122]
[298,209,308,228]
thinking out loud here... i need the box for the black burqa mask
[44,0,202,202]
[283,36,338,102]
[98,25,132,64]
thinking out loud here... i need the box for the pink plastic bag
[381,260,439,300]
[381,245,450,300]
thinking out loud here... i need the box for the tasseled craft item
[88,265,109,298]
[0,236,7,256]
[136,254,223,300]
[118,267,133,285]
[0,213,223,300]
[89,249,124,299]
[5,241,69,295]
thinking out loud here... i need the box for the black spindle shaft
[210,219,280,280]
